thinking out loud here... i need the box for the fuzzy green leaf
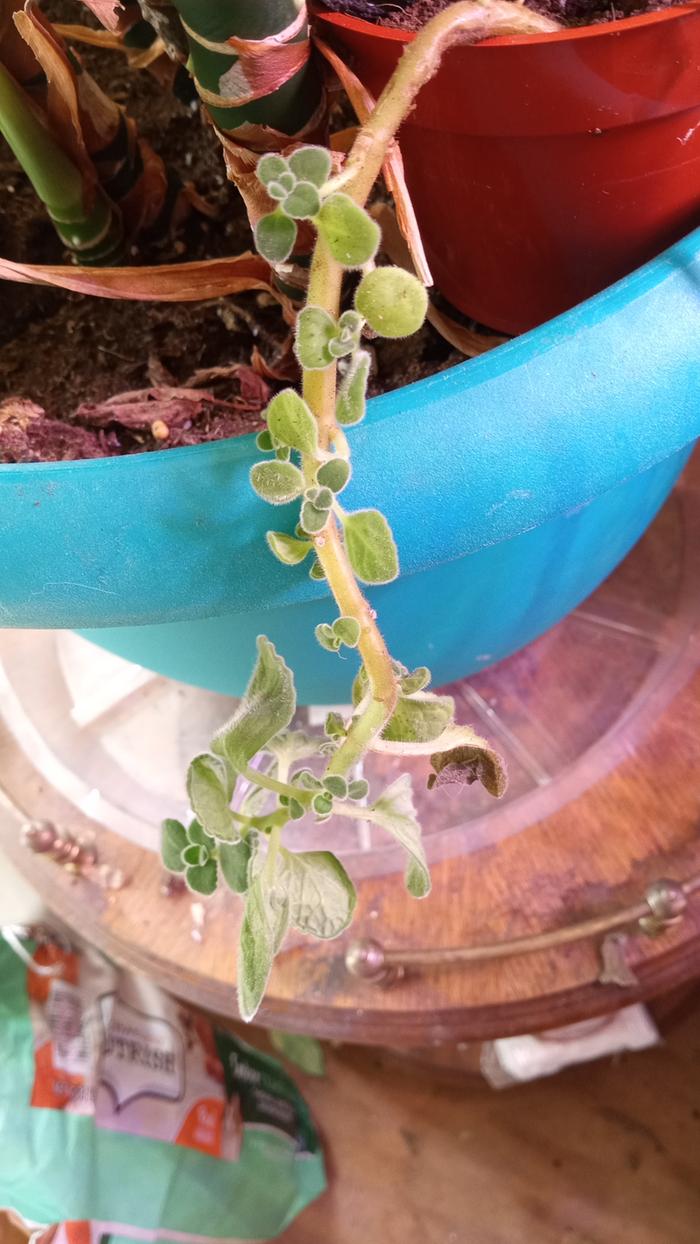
[187,818,215,848]
[336,350,370,426]
[257,153,288,186]
[309,559,326,581]
[269,1029,326,1077]
[219,837,253,894]
[325,711,346,739]
[315,622,340,653]
[316,193,380,269]
[305,485,334,511]
[182,842,208,867]
[185,857,218,896]
[256,429,274,452]
[280,847,357,939]
[250,460,304,505]
[300,501,329,535]
[238,872,290,1022]
[332,615,361,648]
[295,305,336,371]
[287,145,331,188]
[161,818,187,873]
[254,210,296,264]
[186,753,236,841]
[283,181,321,219]
[266,531,312,566]
[266,389,318,455]
[367,775,430,898]
[400,667,431,696]
[322,775,347,799]
[316,458,351,493]
[382,693,454,745]
[355,266,428,338]
[348,778,369,801]
[213,637,296,776]
[343,508,399,585]
[312,792,333,817]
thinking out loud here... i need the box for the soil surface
[322,0,688,29]
[0,0,462,463]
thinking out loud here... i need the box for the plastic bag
[0,927,325,1241]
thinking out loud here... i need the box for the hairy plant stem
[295,2,561,779]
[301,236,397,777]
[242,764,309,805]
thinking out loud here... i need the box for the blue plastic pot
[2,227,700,703]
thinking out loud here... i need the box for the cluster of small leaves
[255,146,380,269]
[162,815,251,897]
[161,638,454,1020]
[164,145,507,1022]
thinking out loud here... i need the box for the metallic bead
[639,878,687,937]
[345,938,387,980]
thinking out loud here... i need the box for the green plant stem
[296,3,560,777]
[242,763,308,806]
[0,60,122,261]
[301,237,397,777]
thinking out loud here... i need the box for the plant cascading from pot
[160,6,519,1021]
[0,2,522,1020]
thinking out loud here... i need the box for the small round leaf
[250,460,304,505]
[355,267,428,338]
[322,775,347,799]
[316,458,351,493]
[336,350,370,426]
[300,501,329,534]
[254,210,297,264]
[266,531,312,566]
[283,181,321,220]
[256,429,274,452]
[343,508,399,585]
[295,305,336,371]
[288,145,332,188]
[257,153,288,186]
[266,389,318,455]
[332,616,361,648]
[315,623,340,653]
[316,193,380,269]
[348,778,369,801]
[185,858,218,896]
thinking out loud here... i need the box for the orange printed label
[176,1097,225,1157]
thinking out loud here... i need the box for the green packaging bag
[0,928,325,1240]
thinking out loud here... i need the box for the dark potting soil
[0,0,463,464]
[329,0,688,29]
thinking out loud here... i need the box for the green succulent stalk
[161,3,514,1023]
[0,60,123,262]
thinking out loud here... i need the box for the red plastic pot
[315,5,700,333]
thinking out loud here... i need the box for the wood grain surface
[274,1001,700,1244]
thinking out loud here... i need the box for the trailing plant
[161,4,514,1022]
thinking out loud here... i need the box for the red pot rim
[314,1,700,48]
